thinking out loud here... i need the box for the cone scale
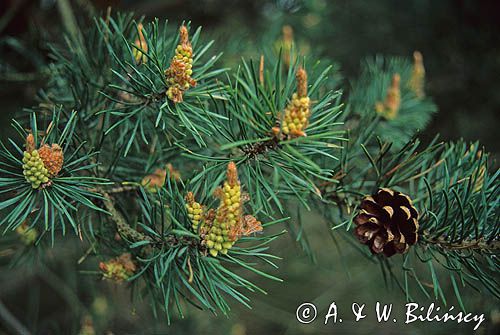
[353,188,419,257]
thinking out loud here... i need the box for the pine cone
[353,188,419,257]
[38,144,64,177]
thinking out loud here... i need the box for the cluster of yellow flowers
[409,51,425,98]
[39,144,64,177]
[375,73,401,120]
[376,51,426,120]
[205,163,242,256]
[272,67,311,138]
[185,192,203,232]
[131,24,197,102]
[165,26,197,103]
[132,23,148,65]
[22,150,49,189]
[99,253,136,282]
[22,133,64,189]
[276,25,294,69]
[141,164,181,192]
[15,220,38,245]
[185,162,263,257]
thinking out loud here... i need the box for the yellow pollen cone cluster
[99,253,136,282]
[205,162,242,257]
[133,23,148,65]
[185,192,203,232]
[141,168,166,192]
[375,73,401,120]
[39,144,64,177]
[22,134,49,189]
[279,25,294,69]
[273,67,311,138]
[165,26,196,103]
[16,220,38,245]
[229,214,263,241]
[22,134,64,189]
[186,163,264,257]
[409,51,425,98]
[22,150,50,189]
[141,164,181,192]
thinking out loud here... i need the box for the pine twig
[0,299,31,335]
[187,256,194,283]
[100,190,151,242]
[423,235,500,252]
[56,0,80,41]
[99,189,201,251]
[0,0,28,35]
[240,137,281,159]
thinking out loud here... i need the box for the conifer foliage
[0,9,498,325]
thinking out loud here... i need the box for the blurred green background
[0,0,499,334]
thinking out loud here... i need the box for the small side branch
[0,299,31,335]
[423,236,500,252]
[101,190,151,242]
[98,189,202,251]
[240,137,281,159]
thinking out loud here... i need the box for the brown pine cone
[353,188,419,257]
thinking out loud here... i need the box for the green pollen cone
[22,150,50,189]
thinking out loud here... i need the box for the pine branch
[0,9,498,324]
[422,234,500,252]
[320,137,499,303]
[0,299,31,335]
[100,189,151,242]
[56,0,81,41]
